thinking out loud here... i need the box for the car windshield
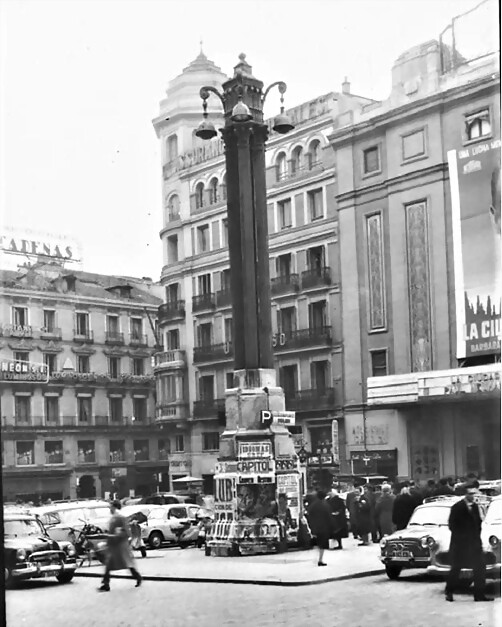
[53,508,86,525]
[408,506,450,526]
[5,518,45,537]
[87,507,110,519]
[485,500,502,524]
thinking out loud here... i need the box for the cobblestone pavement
[6,571,500,627]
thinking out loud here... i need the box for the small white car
[141,504,202,548]
[481,495,501,578]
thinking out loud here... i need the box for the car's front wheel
[148,531,164,549]
[57,572,75,584]
[385,564,403,580]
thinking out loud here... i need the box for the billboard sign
[448,139,501,358]
[237,441,272,459]
[0,359,48,382]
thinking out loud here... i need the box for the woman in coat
[374,484,395,537]
[307,490,333,566]
[355,488,372,546]
[327,491,348,549]
[98,501,142,592]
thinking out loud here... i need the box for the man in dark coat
[346,485,361,540]
[307,491,333,566]
[375,484,395,537]
[392,483,416,530]
[433,477,454,496]
[327,491,348,549]
[355,488,372,546]
[445,483,492,602]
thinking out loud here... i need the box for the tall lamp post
[195,54,298,556]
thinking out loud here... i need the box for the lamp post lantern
[195,54,299,556]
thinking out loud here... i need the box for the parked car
[428,494,501,580]
[34,500,111,543]
[141,493,195,506]
[4,512,77,587]
[380,495,491,580]
[141,504,202,548]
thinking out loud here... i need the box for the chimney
[342,77,350,94]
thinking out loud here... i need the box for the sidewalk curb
[74,568,385,587]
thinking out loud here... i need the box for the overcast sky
[0,0,484,280]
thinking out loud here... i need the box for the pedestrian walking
[445,481,493,602]
[98,500,142,592]
[307,490,333,566]
[327,490,348,549]
[346,484,361,540]
[374,484,395,537]
[433,477,454,496]
[355,487,372,546]
[365,485,379,542]
[129,517,147,558]
[392,483,416,531]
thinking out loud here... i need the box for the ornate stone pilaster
[366,213,386,330]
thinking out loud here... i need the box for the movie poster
[448,139,501,359]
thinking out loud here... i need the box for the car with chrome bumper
[428,494,501,579]
[4,512,77,587]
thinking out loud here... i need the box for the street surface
[6,568,500,627]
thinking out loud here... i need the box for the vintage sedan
[141,504,202,548]
[4,512,77,587]
[429,494,501,579]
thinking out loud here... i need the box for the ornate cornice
[71,346,97,355]
[7,339,36,351]
[37,340,64,353]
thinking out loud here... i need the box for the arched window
[309,140,321,168]
[167,194,180,221]
[195,182,204,209]
[276,153,287,181]
[292,146,303,174]
[209,178,219,205]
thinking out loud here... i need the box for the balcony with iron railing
[158,300,185,323]
[193,342,233,364]
[192,398,225,420]
[271,274,300,296]
[40,327,63,340]
[73,329,93,343]
[105,331,124,345]
[192,293,216,312]
[129,333,148,347]
[215,289,232,308]
[284,387,336,412]
[155,401,188,423]
[273,325,332,352]
[153,350,187,372]
[2,415,154,429]
[301,267,332,289]
[272,159,325,187]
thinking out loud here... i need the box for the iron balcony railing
[271,273,300,296]
[274,325,332,351]
[73,329,93,342]
[129,333,148,347]
[193,342,233,363]
[192,293,216,312]
[105,331,124,344]
[153,350,187,369]
[155,402,188,422]
[285,387,335,411]
[158,300,185,322]
[301,267,332,289]
[40,327,62,340]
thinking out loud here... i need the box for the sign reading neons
[0,360,49,382]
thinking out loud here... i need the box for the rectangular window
[166,329,180,350]
[199,375,215,401]
[133,398,147,422]
[108,357,120,378]
[307,246,325,271]
[175,435,185,452]
[278,199,292,229]
[166,283,179,303]
[16,441,35,466]
[167,235,179,263]
[370,350,388,377]
[110,397,123,422]
[276,253,292,277]
[134,440,149,461]
[226,371,234,389]
[77,440,95,464]
[465,109,491,142]
[197,273,211,295]
[77,355,90,373]
[159,375,177,403]
[78,397,92,423]
[279,365,298,400]
[132,357,145,375]
[197,323,212,347]
[363,146,380,174]
[14,351,29,363]
[203,432,220,451]
[159,438,170,460]
[308,300,327,329]
[43,353,57,375]
[224,318,233,343]
[45,440,63,464]
[308,189,324,220]
[12,306,28,326]
[43,310,56,332]
[311,360,329,392]
[75,312,89,335]
[197,225,210,253]
[222,219,229,247]
[107,314,120,334]
[221,268,231,291]
[15,396,30,422]
[277,307,296,337]
[402,129,426,161]
[130,318,143,340]
[109,440,125,463]
[45,396,59,422]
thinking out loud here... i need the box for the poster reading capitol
[448,139,501,359]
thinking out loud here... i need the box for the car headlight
[16,548,27,561]
[489,535,500,548]
[421,536,436,548]
[380,538,388,548]
[65,543,77,556]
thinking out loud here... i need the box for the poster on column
[448,139,501,359]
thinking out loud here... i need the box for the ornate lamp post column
[196,54,299,556]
